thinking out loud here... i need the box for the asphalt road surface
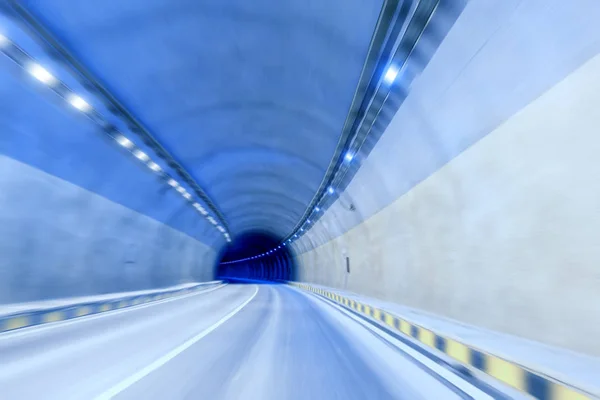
[0,283,512,399]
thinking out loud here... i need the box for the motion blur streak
[0,284,492,399]
[0,0,599,399]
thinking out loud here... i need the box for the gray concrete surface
[0,155,216,304]
[0,283,503,399]
[293,0,600,357]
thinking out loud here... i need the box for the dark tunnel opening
[216,232,297,282]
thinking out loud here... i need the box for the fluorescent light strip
[27,63,56,85]
[67,94,91,112]
[194,203,208,215]
[384,65,399,84]
[115,135,134,149]
[133,150,149,162]
[282,68,402,245]
[1,34,229,239]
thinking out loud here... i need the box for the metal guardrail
[291,282,593,400]
[0,282,223,334]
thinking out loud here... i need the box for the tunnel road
[0,283,509,399]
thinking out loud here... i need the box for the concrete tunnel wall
[0,155,217,303]
[1,0,598,361]
[0,37,222,304]
[292,0,600,357]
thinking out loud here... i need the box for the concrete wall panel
[0,155,216,303]
[294,33,600,356]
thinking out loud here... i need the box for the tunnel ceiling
[13,0,384,240]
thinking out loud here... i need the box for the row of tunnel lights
[0,33,231,243]
[221,160,354,264]
[221,65,400,264]
[219,169,349,264]
[220,171,352,264]
[1,30,400,251]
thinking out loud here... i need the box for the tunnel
[0,0,599,398]
[217,232,296,281]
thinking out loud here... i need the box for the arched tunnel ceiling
[14,0,385,241]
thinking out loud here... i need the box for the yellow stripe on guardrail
[42,311,65,323]
[76,306,92,317]
[99,304,112,312]
[2,316,31,331]
[290,282,592,400]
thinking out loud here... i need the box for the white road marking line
[0,284,227,340]
[94,284,259,400]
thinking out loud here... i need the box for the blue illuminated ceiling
[10,0,384,240]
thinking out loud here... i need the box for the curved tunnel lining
[216,232,296,281]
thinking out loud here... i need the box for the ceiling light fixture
[148,162,161,172]
[2,37,231,237]
[27,63,56,85]
[384,65,399,84]
[67,94,91,112]
[115,135,133,149]
[133,150,149,162]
